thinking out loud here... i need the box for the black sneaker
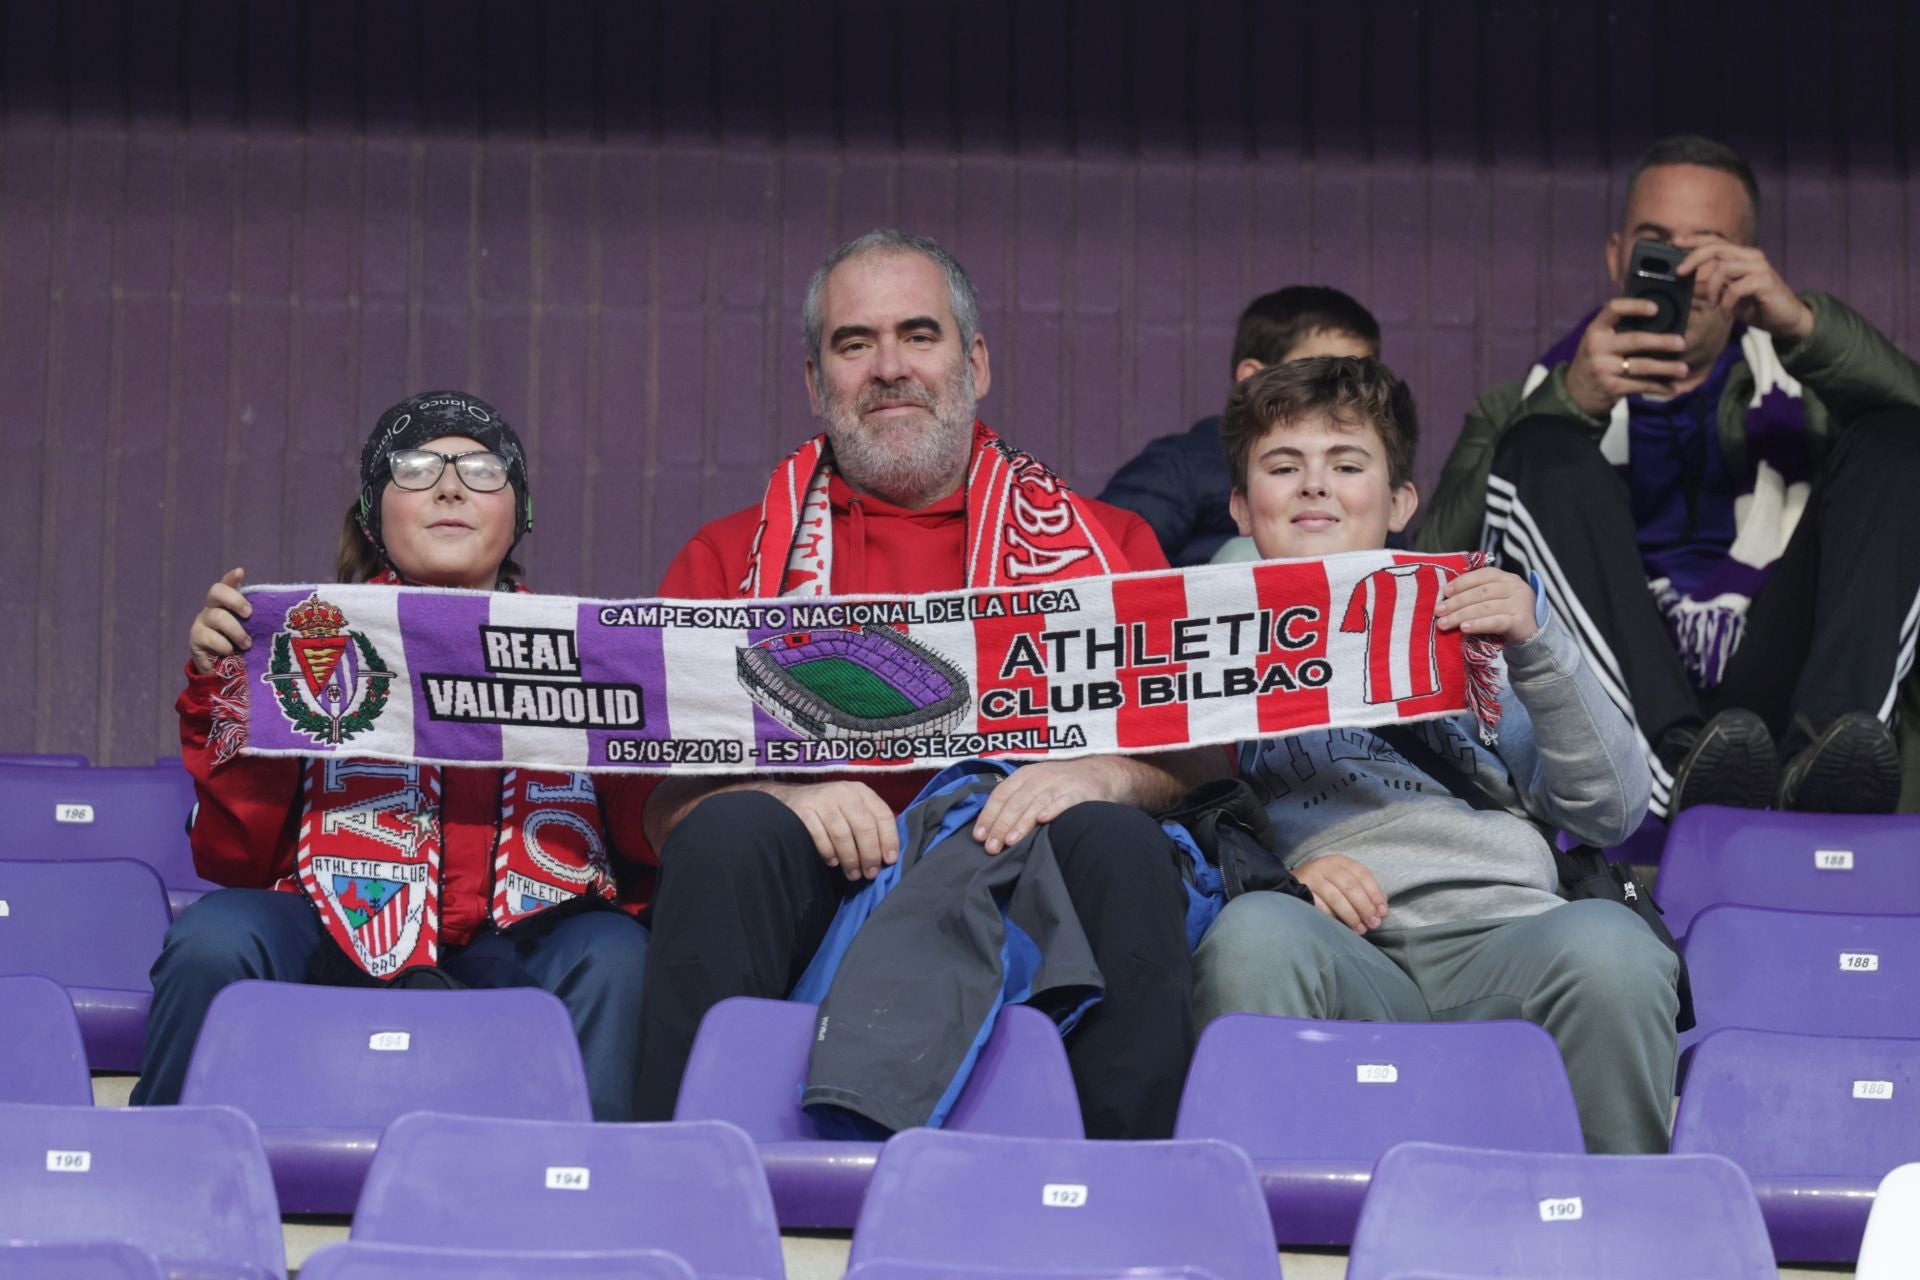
[1775,711,1901,814]
[1665,708,1779,814]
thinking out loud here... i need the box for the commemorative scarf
[1529,317,1810,688]
[231,553,1502,777]
[738,420,1127,597]
[215,573,616,980]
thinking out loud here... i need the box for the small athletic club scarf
[1528,317,1810,688]
[738,420,1127,597]
[230,553,1501,778]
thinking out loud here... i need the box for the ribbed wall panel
[0,1,1910,760]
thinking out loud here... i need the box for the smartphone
[1617,239,1694,335]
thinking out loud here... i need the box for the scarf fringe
[1461,550,1505,744]
[208,654,251,766]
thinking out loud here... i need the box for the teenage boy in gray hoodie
[1195,356,1678,1154]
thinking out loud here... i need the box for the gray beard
[821,361,976,509]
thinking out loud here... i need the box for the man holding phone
[1419,134,1920,817]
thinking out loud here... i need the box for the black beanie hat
[357,390,533,552]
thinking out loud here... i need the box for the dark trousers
[131,887,650,1121]
[633,790,1196,1139]
[1483,407,1920,814]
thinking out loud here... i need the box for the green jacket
[1414,292,1920,553]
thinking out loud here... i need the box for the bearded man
[631,230,1220,1138]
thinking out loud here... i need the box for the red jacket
[647,471,1169,835]
[178,665,655,941]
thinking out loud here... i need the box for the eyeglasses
[387,449,512,493]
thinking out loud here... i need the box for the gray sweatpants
[1193,894,1679,1154]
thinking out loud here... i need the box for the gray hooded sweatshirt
[1240,610,1652,930]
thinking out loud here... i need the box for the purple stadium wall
[1,1,1913,762]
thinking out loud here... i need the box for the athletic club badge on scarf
[227,552,1501,775]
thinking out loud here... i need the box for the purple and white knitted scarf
[1528,317,1812,688]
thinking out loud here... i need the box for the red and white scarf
[737,420,1128,597]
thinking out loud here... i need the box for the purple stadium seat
[350,1113,784,1279]
[847,1267,1225,1280]
[1172,1014,1585,1245]
[1857,1162,1920,1280]
[299,1242,697,1279]
[0,974,93,1104]
[1658,806,1920,938]
[1346,1142,1776,1280]
[847,1130,1282,1279]
[0,753,88,766]
[673,997,1084,1227]
[0,1241,166,1278]
[0,858,167,1069]
[1682,906,1920,1062]
[0,760,219,915]
[1671,1028,1920,1262]
[177,981,593,1214]
[0,1101,284,1279]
